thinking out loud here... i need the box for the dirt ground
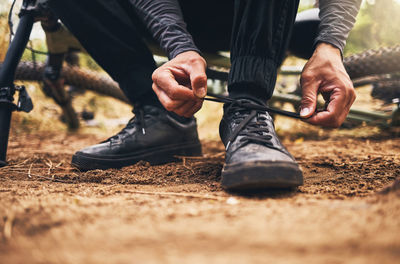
[0,130,399,264]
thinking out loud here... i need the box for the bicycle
[1,0,400,167]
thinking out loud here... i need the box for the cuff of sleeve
[169,46,202,59]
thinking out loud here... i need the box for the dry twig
[0,158,31,171]
[13,170,73,183]
[181,156,196,175]
[27,163,33,178]
[3,213,15,240]
[123,190,227,201]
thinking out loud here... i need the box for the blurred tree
[346,0,400,55]
[0,13,9,61]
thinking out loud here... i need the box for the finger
[320,79,355,110]
[306,89,348,127]
[187,61,207,98]
[173,100,196,117]
[153,70,198,101]
[175,98,204,117]
[182,100,203,117]
[152,83,186,112]
[345,85,357,110]
[299,77,320,118]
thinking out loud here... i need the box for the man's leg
[47,0,201,170]
[219,0,303,190]
[229,0,300,100]
[47,0,158,105]
[178,0,233,53]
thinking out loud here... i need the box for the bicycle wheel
[371,76,400,103]
[344,45,400,79]
[0,61,130,103]
[0,60,130,130]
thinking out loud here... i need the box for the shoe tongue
[229,92,267,105]
[236,97,266,106]
[133,105,193,124]
[167,111,194,124]
[223,97,266,114]
[132,104,163,115]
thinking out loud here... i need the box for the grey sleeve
[314,0,362,54]
[129,0,200,59]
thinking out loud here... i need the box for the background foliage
[345,0,400,55]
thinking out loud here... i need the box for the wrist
[313,42,343,63]
[315,42,341,55]
[174,51,206,67]
[175,50,201,58]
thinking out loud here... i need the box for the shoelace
[204,92,303,119]
[204,92,302,150]
[108,93,300,145]
[106,107,148,142]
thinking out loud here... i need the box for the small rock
[226,197,239,205]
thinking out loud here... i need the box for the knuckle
[151,70,159,82]
[153,69,170,83]
[194,74,207,86]
[300,94,315,105]
[346,87,356,102]
[332,121,341,128]
[188,57,198,65]
[164,102,175,111]
[194,106,202,114]
[175,110,185,117]
[189,58,207,70]
[330,117,342,128]
[191,56,206,65]
[349,86,356,95]
[197,73,207,81]
[168,89,179,99]
[350,90,356,100]
[301,71,313,82]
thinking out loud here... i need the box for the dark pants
[47,0,299,104]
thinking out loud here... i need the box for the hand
[152,51,207,117]
[299,43,356,128]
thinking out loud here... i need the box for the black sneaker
[219,98,303,191]
[71,105,202,170]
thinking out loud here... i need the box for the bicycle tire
[344,45,400,79]
[371,78,400,103]
[0,61,130,104]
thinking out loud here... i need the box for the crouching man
[47,0,360,191]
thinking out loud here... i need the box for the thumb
[188,62,207,98]
[300,82,319,118]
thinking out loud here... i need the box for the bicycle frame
[0,0,40,167]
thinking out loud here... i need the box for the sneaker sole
[221,161,303,191]
[71,142,202,171]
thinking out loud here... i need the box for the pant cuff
[228,56,277,100]
[118,65,155,104]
